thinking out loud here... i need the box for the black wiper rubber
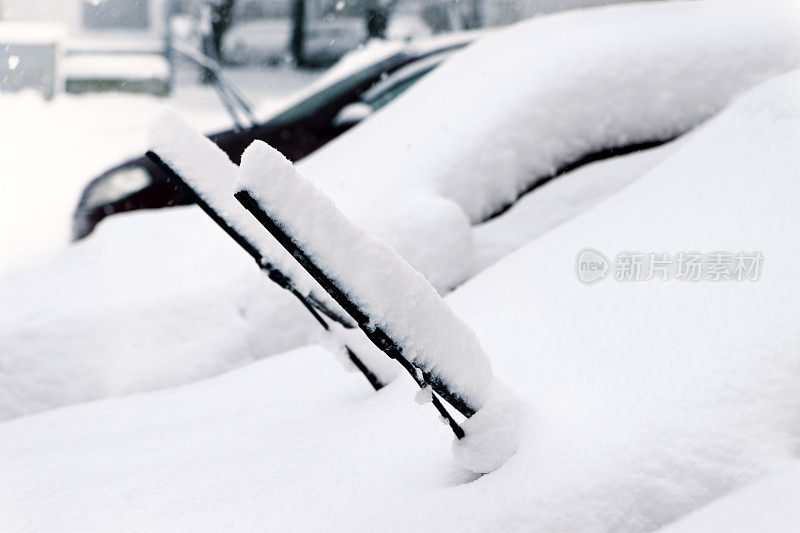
[235,188,472,437]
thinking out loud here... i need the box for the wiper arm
[171,40,257,131]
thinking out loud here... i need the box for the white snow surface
[1,68,800,530]
[64,54,170,80]
[657,462,800,532]
[0,22,66,44]
[0,207,320,420]
[237,141,494,411]
[299,0,800,223]
[452,380,524,473]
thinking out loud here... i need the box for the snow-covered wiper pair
[147,109,504,450]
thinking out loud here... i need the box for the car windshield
[265,51,407,126]
[360,52,448,111]
[251,38,407,121]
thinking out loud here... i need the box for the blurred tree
[210,0,236,58]
[364,0,398,39]
[290,0,307,67]
[420,3,453,34]
[463,0,483,29]
[201,0,236,82]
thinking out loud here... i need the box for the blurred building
[212,0,649,67]
[482,0,657,25]
[0,0,174,96]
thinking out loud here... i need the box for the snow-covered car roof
[299,0,800,225]
[2,66,800,530]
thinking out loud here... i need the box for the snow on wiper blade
[235,140,495,420]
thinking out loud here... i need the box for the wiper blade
[172,40,257,130]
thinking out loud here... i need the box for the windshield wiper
[171,40,257,131]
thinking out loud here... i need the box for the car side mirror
[331,102,373,129]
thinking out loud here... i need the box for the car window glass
[362,69,434,111]
[268,57,403,126]
[358,52,449,111]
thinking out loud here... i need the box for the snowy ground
[0,66,318,275]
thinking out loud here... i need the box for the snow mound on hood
[452,380,525,473]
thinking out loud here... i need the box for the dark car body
[72,36,475,240]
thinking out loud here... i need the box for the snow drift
[658,462,800,532]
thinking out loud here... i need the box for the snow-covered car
[72,34,475,240]
[3,56,800,533]
[3,0,799,448]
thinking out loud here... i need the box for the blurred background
[0,0,637,275]
[0,0,636,91]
